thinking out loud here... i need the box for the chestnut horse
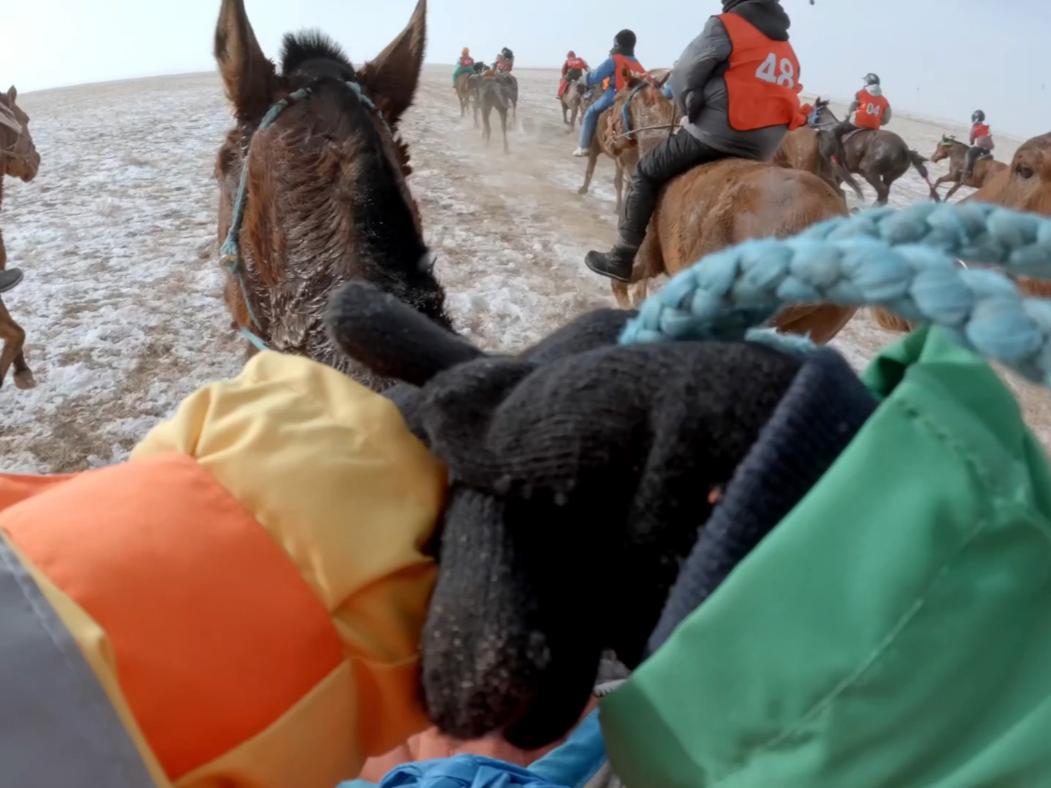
[0,85,41,389]
[213,0,450,389]
[612,83,855,344]
[773,126,863,201]
[929,136,1007,202]
[874,131,1051,333]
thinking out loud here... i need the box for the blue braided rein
[219,78,390,350]
[620,202,1051,388]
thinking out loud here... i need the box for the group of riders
[451,46,515,86]
[443,0,997,290]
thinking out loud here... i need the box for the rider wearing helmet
[585,1,804,282]
[964,109,995,180]
[833,72,892,142]
[495,47,515,73]
[572,29,647,157]
[558,50,591,99]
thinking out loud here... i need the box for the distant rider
[495,48,515,74]
[963,109,995,180]
[452,48,475,87]
[558,51,591,99]
[585,0,803,282]
[572,29,646,157]
[833,73,891,142]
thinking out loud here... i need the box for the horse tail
[909,150,932,183]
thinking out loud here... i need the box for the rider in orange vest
[586,0,804,282]
[452,48,475,87]
[572,30,647,157]
[964,109,995,180]
[832,73,892,142]
[495,47,515,74]
[558,51,591,99]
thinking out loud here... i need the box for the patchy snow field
[2,68,1046,472]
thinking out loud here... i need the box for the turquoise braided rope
[620,203,1051,387]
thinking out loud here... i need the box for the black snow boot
[585,244,637,283]
[0,268,23,294]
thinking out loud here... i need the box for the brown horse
[479,77,513,154]
[213,0,450,388]
[873,132,1051,333]
[773,126,863,201]
[560,75,586,128]
[0,85,41,389]
[455,71,474,118]
[613,84,855,343]
[578,74,673,214]
[929,136,1007,202]
[813,100,931,205]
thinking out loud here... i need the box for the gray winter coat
[670,1,795,159]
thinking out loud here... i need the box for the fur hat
[613,29,636,55]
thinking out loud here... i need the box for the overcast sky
[1,0,1047,138]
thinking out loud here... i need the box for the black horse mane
[281,31,355,80]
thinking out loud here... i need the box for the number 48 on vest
[755,53,795,88]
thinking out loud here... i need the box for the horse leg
[877,174,893,205]
[483,105,492,146]
[0,296,29,389]
[502,108,510,155]
[615,161,625,217]
[930,173,955,201]
[579,150,599,196]
[861,169,886,205]
[943,180,966,202]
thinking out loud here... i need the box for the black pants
[964,146,991,177]
[620,131,726,247]
[832,119,859,142]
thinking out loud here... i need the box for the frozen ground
[2,68,1045,472]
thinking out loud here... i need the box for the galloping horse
[611,83,856,343]
[812,99,932,205]
[455,71,474,118]
[213,0,450,389]
[560,75,587,128]
[578,72,672,214]
[479,77,513,154]
[0,86,41,389]
[929,135,1008,202]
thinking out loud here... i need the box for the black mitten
[327,283,803,748]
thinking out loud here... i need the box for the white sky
[1,0,1048,138]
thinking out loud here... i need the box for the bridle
[219,78,389,351]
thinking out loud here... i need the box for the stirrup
[0,268,24,294]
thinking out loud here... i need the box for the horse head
[972,132,1051,216]
[0,87,41,183]
[932,134,957,162]
[213,0,450,378]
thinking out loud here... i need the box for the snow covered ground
[2,68,1046,473]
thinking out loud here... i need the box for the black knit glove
[327,283,802,749]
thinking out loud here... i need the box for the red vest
[565,57,588,73]
[719,13,803,132]
[613,54,647,92]
[853,89,889,129]
[972,122,991,141]
[459,56,474,68]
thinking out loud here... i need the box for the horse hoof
[577,187,588,196]
[13,369,36,389]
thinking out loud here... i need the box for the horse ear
[360,0,426,126]
[6,86,16,103]
[214,0,279,123]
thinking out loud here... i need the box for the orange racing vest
[613,53,647,92]
[719,12,803,132]
[853,88,890,129]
